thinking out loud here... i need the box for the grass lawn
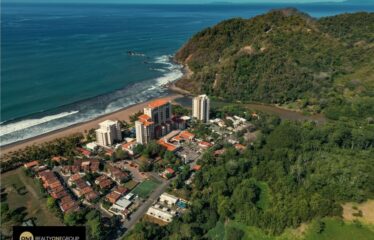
[207,221,225,240]
[123,180,139,190]
[131,179,160,198]
[256,181,271,210]
[206,218,374,240]
[304,218,374,240]
[1,168,62,235]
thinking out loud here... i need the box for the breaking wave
[0,55,182,146]
[0,111,79,137]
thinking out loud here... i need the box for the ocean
[1,3,373,146]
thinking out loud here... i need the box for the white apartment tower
[135,114,155,145]
[192,94,210,123]
[95,120,122,147]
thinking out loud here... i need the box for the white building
[159,193,179,206]
[111,196,132,211]
[192,94,210,123]
[95,120,122,147]
[135,114,155,145]
[85,142,98,151]
[135,99,173,144]
[146,205,175,223]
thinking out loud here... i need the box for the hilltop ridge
[175,9,374,114]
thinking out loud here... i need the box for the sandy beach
[0,93,184,157]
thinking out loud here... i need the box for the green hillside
[124,10,374,240]
[175,9,374,114]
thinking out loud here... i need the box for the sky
[5,0,346,4]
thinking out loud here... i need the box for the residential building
[159,193,179,206]
[95,120,122,147]
[161,168,175,179]
[109,196,133,214]
[135,99,173,144]
[122,140,138,155]
[146,205,175,223]
[107,166,129,184]
[135,114,155,145]
[24,160,39,169]
[144,99,172,129]
[192,94,210,123]
[106,186,128,204]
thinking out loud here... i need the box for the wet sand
[0,93,183,157]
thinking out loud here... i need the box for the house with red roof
[24,161,39,169]
[161,168,175,179]
[198,141,213,149]
[77,147,92,157]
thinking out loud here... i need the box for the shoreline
[0,92,184,157]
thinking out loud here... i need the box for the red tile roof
[122,140,136,150]
[138,114,151,121]
[138,114,154,127]
[51,156,67,162]
[199,141,213,148]
[193,165,202,171]
[60,201,79,213]
[70,173,82,182]
[147,99,170,109]
[77,147,91,156]
[99,179,113,189]
[158,139,178,152]
[166,168,175,174]
[24,161,39,168]
[106,191,122,204]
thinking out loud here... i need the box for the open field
[123,180,139,191]
[1,168,62,235]
[207,217,374,240]
[343,200,374,225]
[304,218,374,240]
[131,179,161,199]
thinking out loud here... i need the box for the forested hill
[175,9,374,108]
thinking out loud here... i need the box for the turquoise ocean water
[1,3,373,146]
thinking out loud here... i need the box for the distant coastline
[0,92,184,157]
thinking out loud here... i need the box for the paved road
[122,177,171,231]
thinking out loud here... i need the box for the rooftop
[179,131,195,140]
[99,120,118,128]
[138,114,154,126]
[147,99,170,109]
[158,139,179,152]
[24,160,39,168]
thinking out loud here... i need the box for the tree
[143,141,161,158]
[226,226,245,240]
[47,196,57,210]
[64,212,78,226]
[139,159,152,172]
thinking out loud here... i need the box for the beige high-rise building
[135,114,155,145]
[135,99,172,145]
[192,94,210,123]
[95,120,122,147]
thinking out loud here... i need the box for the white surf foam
[1,54,183,146]
[153,55,183,86]
[0,111,79,137]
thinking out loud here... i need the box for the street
[122,175,171,233]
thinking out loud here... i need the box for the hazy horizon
[3,0,346,4]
